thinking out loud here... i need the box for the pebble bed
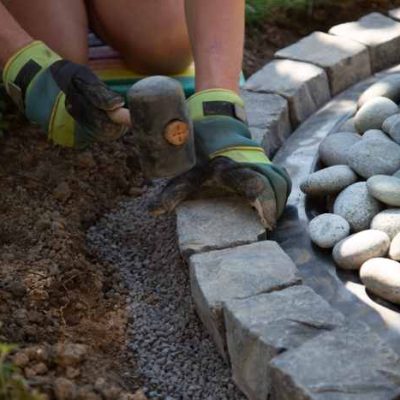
[87,185,245,400]
[302,74,400,306]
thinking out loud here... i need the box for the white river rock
[309,214,350,248]
[367,175,400,207]
[318,132,361,166]
[360,257,400,304]
[333,230,390,270]
[333,182,382,232]
[371,209,400,239]
[354,96,398,133]
[347,138,400,178]
[300,165,358,196]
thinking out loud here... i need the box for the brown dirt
[2,1,400,398]
[244,0,400,76]
[0,99,146,399]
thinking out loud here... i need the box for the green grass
[0,343,46,400]
[246,0,316,21]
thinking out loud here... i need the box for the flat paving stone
[224,286,344,400]
[241,89,292,157]
[275,31,371,95]
[330,12,400,72]
[270,321,400,400]
[176,197,265,259]
[189,241,301,358]
[244,59,330,126]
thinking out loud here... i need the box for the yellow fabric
[210,147,271,164]
[47,93,75,147]
[93,62,196,81]
[187,89,244,120]
[2,41,61,92]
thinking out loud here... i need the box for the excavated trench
[87,184,246,400]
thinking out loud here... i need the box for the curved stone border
[176,9,400,400]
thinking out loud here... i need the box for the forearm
[184,0,245,93]
[0,2,32,67]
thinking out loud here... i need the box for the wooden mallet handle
[107,108,189,147]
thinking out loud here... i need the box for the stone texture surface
[332,229,390,270]
[300,165,358,195]
[330,13,400,72]
[360,257,400,304]
[367,175,400,207]
[382,113,400,143]
[389,7,400,21]
[371,208,400,239]
[244,59,330,126]
[275,31,371,95]
[363,129,393,142]
[309,214,350,249]
[270,321,400,400]
[347,138,400,178]
[358,74,400,107]
[390,232,400,260]
[176,197,265,258]
[318,132,361,166]
[241,90,291,157]
[354,97,398,133]
[189,241,301,358]
[224,286,344,400]
[333,182,383,232]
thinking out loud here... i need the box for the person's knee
[123,39,192,75]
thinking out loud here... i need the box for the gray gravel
[87,184,245,400]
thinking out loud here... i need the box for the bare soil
[2,1,400,398]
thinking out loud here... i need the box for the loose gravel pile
[87,184,245,400]
[301,74,400,306]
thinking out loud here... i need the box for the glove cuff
[211,146,270,164]
[2,41,61,109]
[187,89,247,122]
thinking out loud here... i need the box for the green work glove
[151,89,292,230]
[2,41,126,148]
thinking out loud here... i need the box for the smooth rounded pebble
[347,138,400,178]
[390,233,400,261]
[367,175,400,207]
[358,75,400,108]
[354,97,398,134]
[333,182,382,232]
[319,132,361,166]
[362,129,393,143]
[309,214,350,248]
[332,230,390,270]
[371,209,400,240]
[360,258,400,304]
[300,165,358,196]
[382,113,400,144]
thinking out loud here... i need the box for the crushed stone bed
[87,185,245,400]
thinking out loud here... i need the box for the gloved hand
[150,89,291,230]
[2,41,127,148]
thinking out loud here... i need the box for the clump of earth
[301,74,400,306]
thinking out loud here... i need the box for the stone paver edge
[175,8,400,400]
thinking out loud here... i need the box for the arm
[0,2,33,67]
[184,0,245,93]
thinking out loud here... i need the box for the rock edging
[175,8,400,400]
